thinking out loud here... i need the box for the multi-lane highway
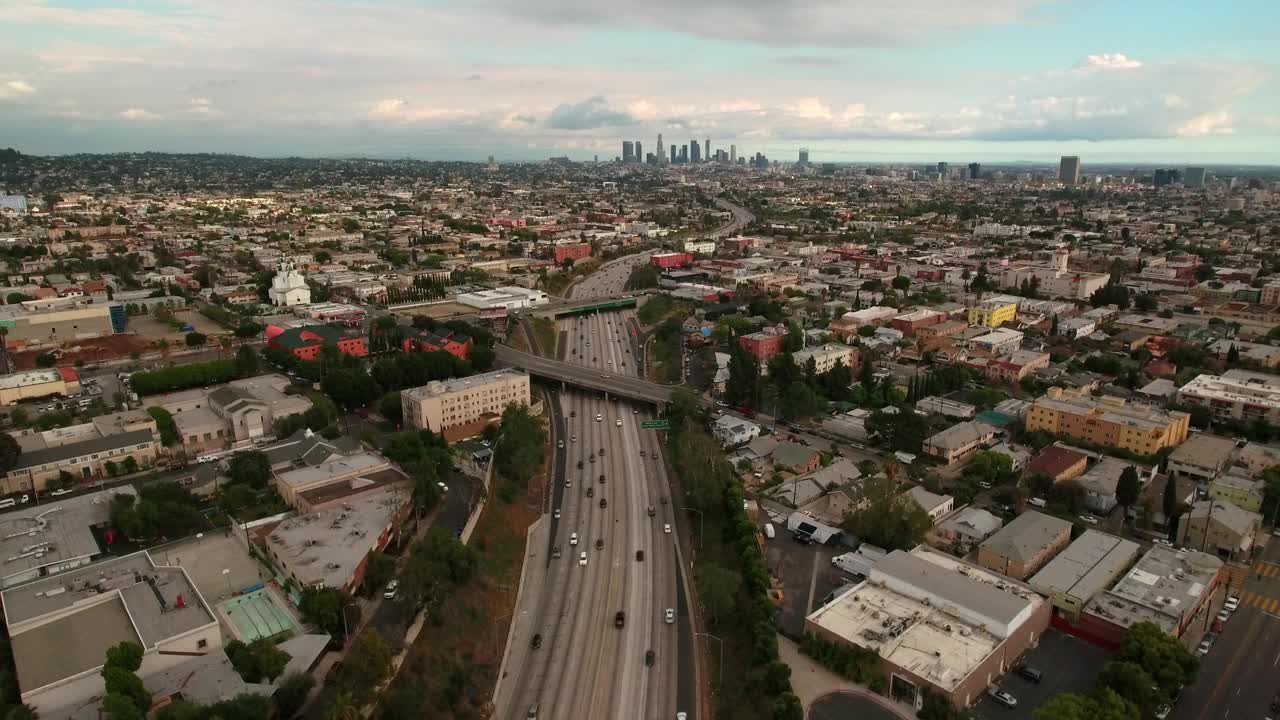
[501,307,687,719]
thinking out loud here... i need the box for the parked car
[1224,596,1241,612]
[1216,609,1231,622]
[50,488,73,497]
[986,687,1017,708]
[383,580,399,600]
[1014,665,1043,683]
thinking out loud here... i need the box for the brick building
[402,327,473,360]
[651,252,693,269]
[738,331,785,362]
[267,324,368,361]
[554,243,592,264]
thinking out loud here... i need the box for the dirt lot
[127,310,227,343]
[383,492,536,719]
[11,334,151,369]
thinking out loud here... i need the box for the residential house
[935,507,1004,547]
[1177,499,1262,559]
[922,421,997,466]
[977,511,1073,580]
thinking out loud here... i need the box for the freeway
[710,196,755,238]
[499,307,691,720]
[494,344,672,405]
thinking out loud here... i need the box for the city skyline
[0,1,1277,162]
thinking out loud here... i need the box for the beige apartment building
[401,369,530,437]
[790,343,859,375]
[1176,370,1280,424]
[1026,387,1190,456]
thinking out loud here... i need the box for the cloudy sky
[1,0,1277,163]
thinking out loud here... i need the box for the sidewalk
[777,635,913,720]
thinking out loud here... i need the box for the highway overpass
[494,345,673,405]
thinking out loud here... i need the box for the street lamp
[682,506,703,549]
[696,632,723,688]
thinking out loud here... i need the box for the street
[1175,538,1280,720]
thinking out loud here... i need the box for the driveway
[778,635,912,720]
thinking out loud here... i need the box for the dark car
[1014,665,1043,684]
[1212,619,1225,633]
[647,506,655,517]
[599,448,606,457]
[645,650,655,667]
[599,498,607,509]
[599,474,606,484]
[596,538,604,550]
[530,633,542,649]
[615,611,625,628]
[636,550,645,562]
[1271,694,1280,712]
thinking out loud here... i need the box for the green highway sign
[640,419,670,430]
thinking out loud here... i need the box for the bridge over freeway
[494,345,673,405]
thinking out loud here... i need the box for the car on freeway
[569,532,579,545]
[596,414,603,422]
[665,608,675,624]
[579,552,587,566]
[614,611,625,628]
[557,440,564,449]
[616,419,622,427]
[664,523,671,534]
[587,486,594,498]
[596,538,604,550]
[552,546,561,559]
[553,508,561,519]
[599,498,607,508]
[647,506,655,517]
[986,687,1017,708]
[565,478,572,487]
[645,649,655,667]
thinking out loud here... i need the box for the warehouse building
[1028,530,1140,622]
[806,547,1051,709]
[0,368,81,407]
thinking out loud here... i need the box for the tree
[338,629,394,702]
[1227,344,1240,364]
[1163,474,1181,541]
[105,641,144,672]
[779,382,822,421]
[864,409,929,454]
[842,471,931,550]
[771,692,804,720]
[184,332,207,347]
[273,672,315,719]
[962,451,1015,486]
[325,690,360,720]
[298,588,359,643]
[492,403,545,491]
[1034,690,1137,720]
[122,456,138,474]
[1097,661,1161,708]
[1134,294,1158,312]
[226,450,271,489]
[695,563,741,626]
[145,406,178,446]
[890,275,910,291]
[0,433,20,475]
[225,638,291,683]
[1116,466,1141,516]
[1261,467,1280,528]
[725,346,761,409]
[1113,621,1198,696]
[361,552,396,595]
[378,392,403,425]
[5,706,38,720]
[103,667,150,713]
[234,346,260,375]
[102,692,145,720]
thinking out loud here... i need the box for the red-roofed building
[1025,446,1089,483]
[738,331,784,363]
[403,328,473,361]
[651,252,693,269]
[56,367,79,384]
[268,324,368,361]
[555,243,592,264]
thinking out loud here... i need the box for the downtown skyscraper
[1059,156,1081,185]
[689,139,701,163]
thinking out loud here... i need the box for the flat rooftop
[808,581,1000,692]
[263,492,405,588]
[0,369,63,391]
[0,487,136,585]
[401,368,526,400]
[275,452,393,492]
[1083,546,1222,633]
[1028,530,1140,604]
[3,551,215,694]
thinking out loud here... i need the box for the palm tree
[219,336,233,360]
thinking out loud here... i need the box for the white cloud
[119,107,160,121]
[1177,111,1234,137]
[0,79,35,99]
[1080,53,1143,71]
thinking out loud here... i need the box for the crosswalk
[1255,561,1280,579]
[1236,591,1280,614]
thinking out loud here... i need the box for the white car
[437,482,449,494]
[569,532,579,545]
[1216,609,1231,622]
[616,419,622,427]
[664,523,671,534]
[383,580,399,599]
[571,435,577,442]
[596,414,603,422]
[1224,596,1241,612]
[565,478,572,488]
[986,687,1017,708]
[665,608,675,624]
[557,440,564,449]
[579,552,588,566]
[50,488,73,497]
[1078,515,1099,525]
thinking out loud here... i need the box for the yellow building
[967,298,1018,328]
[0,368,80,407]
[1026,388,1190,456]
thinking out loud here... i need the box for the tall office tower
[1153,169,1171,187]
[690,139,701,163]
[1184,167,1207,188]
[936,161,949,177]
[635,141,642,163]
[968,162,981,180]
[798,147,810,165]
[657,133,664,163]
[622,141,634,163]
[670,144,677,163]
[679,145,689,163]
[1058,156,1081,185]
[704,139,710,162]
[730,144,736,163]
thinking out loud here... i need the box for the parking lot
[973,630,1108,720]
[761,529,850,636]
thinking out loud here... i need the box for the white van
[0,498,15,509]
[763,523,776,539]
[1028,497,1048,508]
